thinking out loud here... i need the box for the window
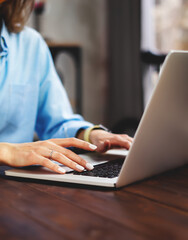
[142,0,188,106]
[154,0,188,51]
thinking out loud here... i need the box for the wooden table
[0,165,187,240]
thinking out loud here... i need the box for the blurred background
[28,0,188,136]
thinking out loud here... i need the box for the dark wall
[106,0,143,132]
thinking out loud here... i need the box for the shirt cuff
[62,120,93,138]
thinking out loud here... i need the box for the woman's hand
[0,138,97,174]
[89,130,133,153]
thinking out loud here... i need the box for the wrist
[83,125,109,143]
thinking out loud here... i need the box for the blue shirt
[0,23,92,143]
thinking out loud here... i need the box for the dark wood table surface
[0,165,187,240]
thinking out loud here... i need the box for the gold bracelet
[83,125,109,143]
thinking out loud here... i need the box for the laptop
[4,50,188,188]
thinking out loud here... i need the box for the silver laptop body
[5,51,188,188]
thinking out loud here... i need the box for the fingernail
[58,167,66,174]
[76,164,84,171]
[86,163,94,170]
[89,144,97,150]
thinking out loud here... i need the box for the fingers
[59,148,94,170]
[50,151,89,172]
[111,135,132,150]
[33,155,66,174]
[96,140,111,153]
[95,134,133,153]
[125,135,134,143]
[49,138,97,151]
[32,138,96,173]
[35,144,94,172]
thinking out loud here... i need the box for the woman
[0,0,133,174]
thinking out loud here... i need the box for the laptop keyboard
[73,158,124,178]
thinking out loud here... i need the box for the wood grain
[0,165,187,240]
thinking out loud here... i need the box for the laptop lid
[117,51,188,187]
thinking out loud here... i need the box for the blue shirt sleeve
[0,24,93,143]
[35,36,93,140]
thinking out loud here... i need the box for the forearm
[0,143,12,166]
